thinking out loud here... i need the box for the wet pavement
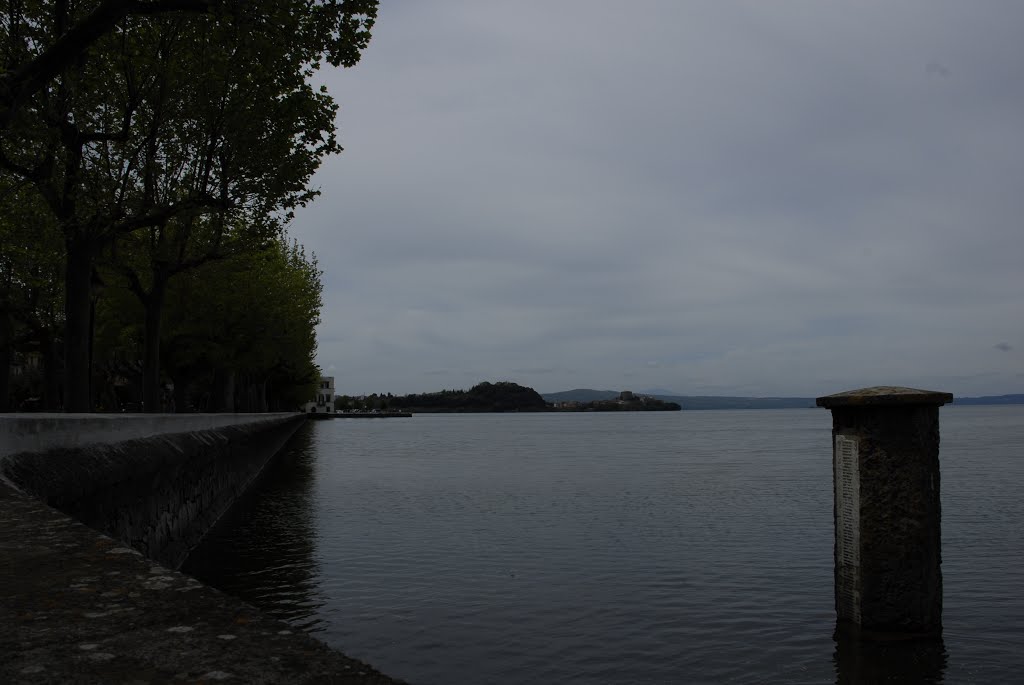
[0,481,405,684]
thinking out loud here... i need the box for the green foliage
[554,396,682,412]
[0,2,377,410]
[0,2,378,124]
[0,175,63,327]
[160,233,323,410]
[393,382,551,413]
[2,4,358,245]
[0,174,64,409]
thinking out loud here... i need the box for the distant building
[619,391,635,401]
[303,376,335,413]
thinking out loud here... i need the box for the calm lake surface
[183,407,1024,684]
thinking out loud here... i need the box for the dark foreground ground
[0,481,405,684]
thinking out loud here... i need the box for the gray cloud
[294,1,1024,397]
[995,343,1013,352]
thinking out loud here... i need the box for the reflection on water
[183,408,1024,685]
[182,424,323,631]
[834,630,946,684]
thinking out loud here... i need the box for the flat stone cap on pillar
[816,386,953,409]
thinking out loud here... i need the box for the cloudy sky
[291,1,1023,398]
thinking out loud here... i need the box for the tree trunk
[243,375,253,413]
[172,375,187,413]
[211,368,236,412]
[40,330,59,411]
[0,312,11,412]
[142,277,167,413]
[236,372,247,412]
[211,370,223,411]
[63,238,94,412]
[222,369,235,412]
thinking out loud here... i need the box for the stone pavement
[0,481,406,684]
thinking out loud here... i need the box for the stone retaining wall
[0,413,406,684]
[0,413,291,458]
[0,477,403,684]
[0,413,304,569]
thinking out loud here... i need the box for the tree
[1,1,377,410]
[393,382,550,413]
[0,174,64,410]
[99,7,342,411]
[0,1,377,125]
[160,235,323,412]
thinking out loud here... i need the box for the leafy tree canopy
[0,0,376,410]
[0,1,377,124]
[389,382,551,413]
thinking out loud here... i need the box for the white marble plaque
[835,434,861,623]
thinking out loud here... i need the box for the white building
[303,376,335,413]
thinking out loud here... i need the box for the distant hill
[639,387,680,396]
[651,395,816,410]
[394,381,549,412]
[551,392,681,412]
[542,389,813,409]
[952,394,1024,406]
[543,389,1024,410]
[542,389,620,403]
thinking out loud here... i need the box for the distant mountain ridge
[542,389,813,409]
[952,394,1024,406]
[543,389,619,403]
[542,389,1024,410]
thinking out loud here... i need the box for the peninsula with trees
[551,390,681,412]
[334,382,681,413]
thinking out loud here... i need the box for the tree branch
[0,0,215,125]
[108,194,222,234]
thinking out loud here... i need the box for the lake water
[183,407,1024,684]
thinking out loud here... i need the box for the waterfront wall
[0,468,402,684]
[0,413,304,569]
[0,412,406,683]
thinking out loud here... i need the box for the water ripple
[186,407,1024,685]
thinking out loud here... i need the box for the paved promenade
[0,481,405,684]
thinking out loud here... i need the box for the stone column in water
[816,386,953,638]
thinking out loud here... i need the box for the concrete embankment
[0,413,405,684]
[1,413,304,569]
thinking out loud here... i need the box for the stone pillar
[816,386,953,638]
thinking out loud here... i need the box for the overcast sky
[291,1,1023,398]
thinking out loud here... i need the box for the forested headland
[552,395,682,412]
[336,382,551,413]
[1,2,378,412]
[334,382,682,413]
